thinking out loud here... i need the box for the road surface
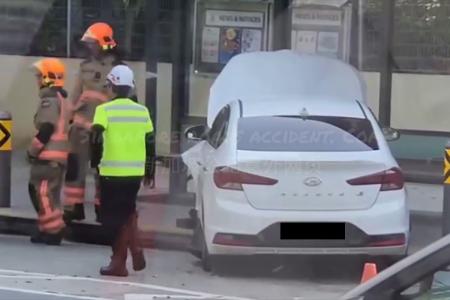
[0,213,439,300]
[0,234,363,300]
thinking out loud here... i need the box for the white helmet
[106,65,135,88]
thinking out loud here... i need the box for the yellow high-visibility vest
[93,98,153,176]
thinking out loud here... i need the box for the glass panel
[238,116,379,151]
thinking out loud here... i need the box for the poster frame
[289,1,352,62]
[193,0,274,77]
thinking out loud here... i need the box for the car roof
[241,97,366,119]
[340,234,450,299]
[208,50,367,127]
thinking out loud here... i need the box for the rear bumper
[210,244,407,256]
[204,190,409,255]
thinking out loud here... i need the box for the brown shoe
[131,250,146,271]
[101,222,129,277]
[100,256,128,277]
[129,213,146,271]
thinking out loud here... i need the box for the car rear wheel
[200,234,212,272]
[193,222,213,272]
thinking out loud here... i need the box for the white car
[182,51,410,271]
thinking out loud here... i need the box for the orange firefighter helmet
[81,22,117,50]
[33,58,66,87]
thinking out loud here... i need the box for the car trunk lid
[236,151,387,211]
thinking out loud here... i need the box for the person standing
[91,65,155,276]
[64,22,127,222]
[28,58,70,245]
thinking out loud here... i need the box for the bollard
[0,111,11,208]
[443,141,450,236]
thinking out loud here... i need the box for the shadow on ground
[194,255,365,284]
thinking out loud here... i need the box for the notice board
[194,0,273,75]
[290,0,352,62]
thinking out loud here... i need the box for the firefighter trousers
[63,126,100,218]
[28,161,66,235]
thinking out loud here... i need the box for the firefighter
[28,58,70,245]
[64,22,127,222]
[91,65,155,276]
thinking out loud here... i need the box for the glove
[95,205,101,223]
[65,154,79,181]
[26,151,36,164]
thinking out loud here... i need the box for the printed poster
[201,27,220,63]
[219,27,242,64]
[293,30,317,54]
[242,29,262,53]
[317,31,339,56]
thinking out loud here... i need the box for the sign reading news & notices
[194,0,272,75]
[290,1,352,62]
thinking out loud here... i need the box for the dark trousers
[99,176,142,244]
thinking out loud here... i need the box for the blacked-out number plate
[280,222,345,240]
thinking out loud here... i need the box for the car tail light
[213,166,278,191]
[368,234,406,247]
[347,167,404,191]
[213,233,254,246]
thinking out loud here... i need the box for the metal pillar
[67,0,72,57]
[170,0,191,155]
[144,0,158,124]
[0,111,12,208]
[273,0,290,50]
[169,0,193,199]
[378,0,394,126]
[349,0,359,68]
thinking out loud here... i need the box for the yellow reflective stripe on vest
[104,105,147,112]
[100,160,145,168]
[107,116,149,123]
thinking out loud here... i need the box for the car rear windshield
[237,116,379,152]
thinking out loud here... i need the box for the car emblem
[303,177,322,187]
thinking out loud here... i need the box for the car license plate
[280,222,346,240]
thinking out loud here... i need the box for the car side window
[207,105,230,149]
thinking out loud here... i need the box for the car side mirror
[382,127,400,142]
[185,125,206,141]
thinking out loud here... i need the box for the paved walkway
[3,150,192,241]
[407,183,443,214]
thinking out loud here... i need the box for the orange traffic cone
[360,263,378,283]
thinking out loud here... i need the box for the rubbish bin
[0,111,11,208]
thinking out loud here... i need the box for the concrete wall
[5,54,450,158]
[391,73,450,132]
[189,69,214,117]
[187,70,382,119]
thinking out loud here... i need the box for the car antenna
[299,108,309,120]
